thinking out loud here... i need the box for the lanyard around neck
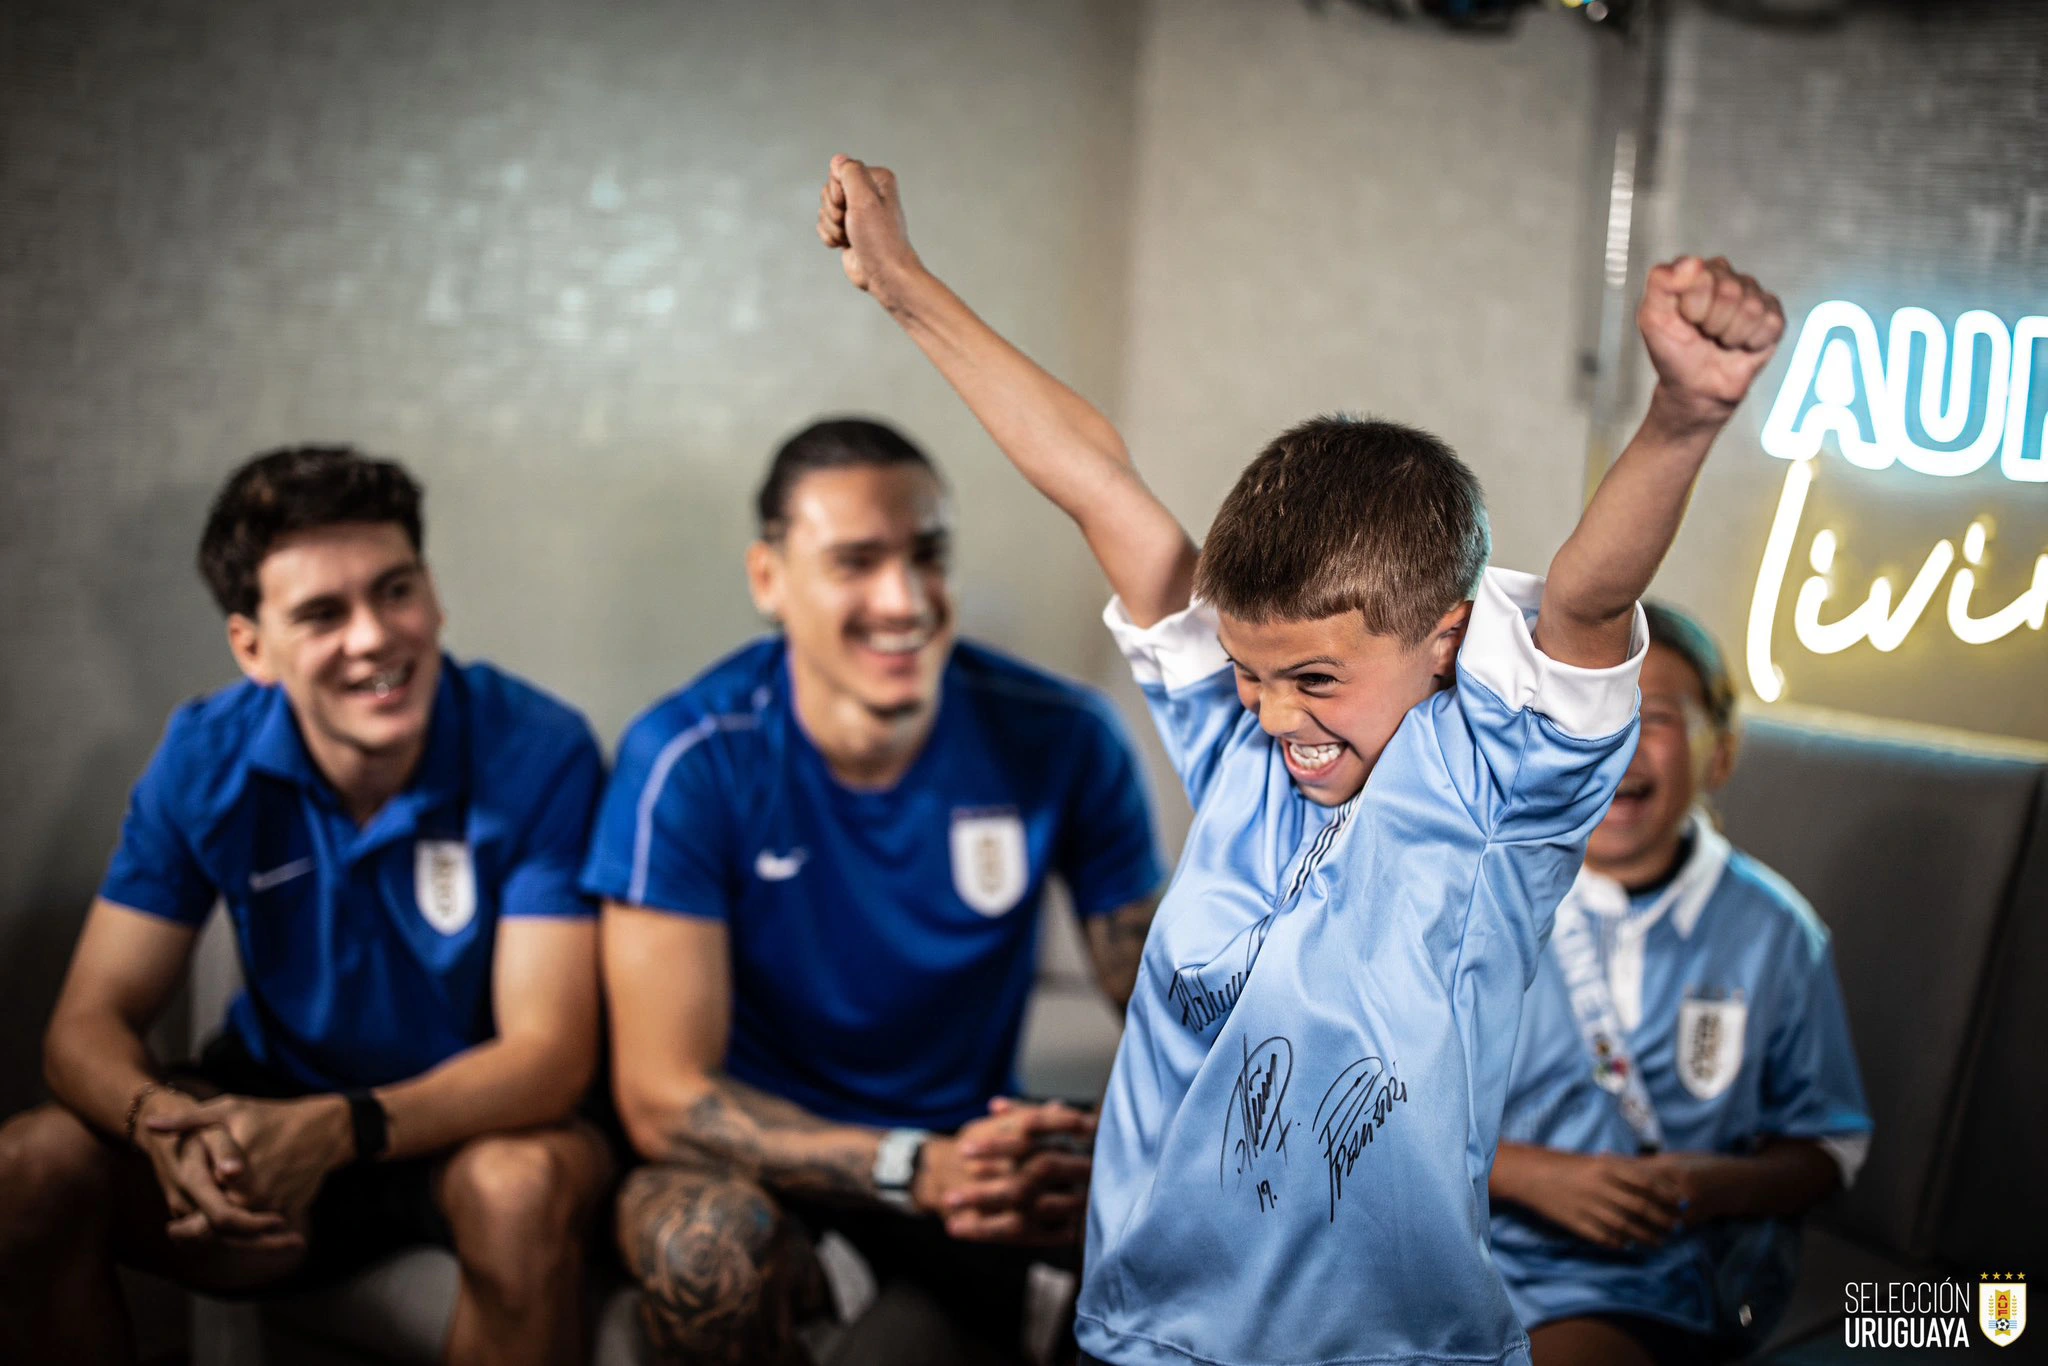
[1550,808,1731,1151]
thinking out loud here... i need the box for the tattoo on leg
[619,1165,827,1366]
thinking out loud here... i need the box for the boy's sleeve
[1432,570,1648,1169]
[1438,567,1649,845]
[500,723,605,920]
[1102,596,1243,808]
[1760,930,1874,1186]
[579,714,736,918]
[1055,700,1166,919]
[99,711,218,926]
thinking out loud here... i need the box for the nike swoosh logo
[249,858,315,892]
[754,849,808,882]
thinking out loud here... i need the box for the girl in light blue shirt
[1491,605,1872,1366]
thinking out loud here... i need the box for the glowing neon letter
[1946,520,2048,645]
[1886,307,2009,477]
[1745,460,1811,702]
[1760,302,1891,470]
[2001,316,2048,483]
[1792,528,1954,655]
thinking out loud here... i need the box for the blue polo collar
[245,657,468,828]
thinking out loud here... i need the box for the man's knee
[618,1165,817,1358]
[0,1106,113,1255]
[441,1133,589,1304]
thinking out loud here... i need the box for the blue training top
[100,657,603,1091]
[580,636,1163,1132]
[1492,818,1872,1335]
[1078,569,1647,1366]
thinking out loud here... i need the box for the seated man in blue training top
[0,447,613,1366]
[1490,603,1871,1366]
[820,153,1785,1366]
[586,417,1165,1363]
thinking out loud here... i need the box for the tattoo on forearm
[618,1164,826,1366]
[1086,898,1158,1009]
[660,1076,874,1203]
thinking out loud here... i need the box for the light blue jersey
[1491,813,1872,1335]
[1078,570,1646,1366]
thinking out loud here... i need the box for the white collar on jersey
[1562,807,1733,1030]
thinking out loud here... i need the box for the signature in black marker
[1310,1056,1407,1222]
[1167,914,1273,1033]
[1219,1033,1293,1203]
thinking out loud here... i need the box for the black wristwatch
[343,1089,389,1164]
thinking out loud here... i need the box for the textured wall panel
[1636,0,2048,743]
[1110,0,1601,850]
[0,0,1141,1115]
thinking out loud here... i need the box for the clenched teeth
[1287,740,1344,770]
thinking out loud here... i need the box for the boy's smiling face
[1217,602,1470,806]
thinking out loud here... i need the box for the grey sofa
[1716,713,2048,1359]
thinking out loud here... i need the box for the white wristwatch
[873,1128,931,1211]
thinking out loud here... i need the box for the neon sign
[1759,300,2047,480]
[1746,301,2048,703]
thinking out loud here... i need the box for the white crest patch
[1980,1280,2026,1348]
[949,810,1028,918]
[1677,992,1746,1101]
[415,840,477,935]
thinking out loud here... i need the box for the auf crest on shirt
[415,839,478,935]
[1677,988,1746,1101]
[949,807,1028,917]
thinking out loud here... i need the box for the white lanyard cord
[1551,808,1731,1152]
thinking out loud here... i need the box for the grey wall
[0,0,1624,1115]
[0,0,1145,1118]
[1627,0,2048,743]
[1105,0,1599,848]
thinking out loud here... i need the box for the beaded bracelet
[124,1081,180,1145]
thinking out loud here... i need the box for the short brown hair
[197,445,424,617]
[1194,416,1490,644]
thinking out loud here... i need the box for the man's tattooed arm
[656,1073,881,1204]
[605,900,1071,1223]
[604,904,887,1206]
[1082,895,1160,1011]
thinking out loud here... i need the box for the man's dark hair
[1194,416,1491,645]
[755,418,942,540]
[197,445,424,618]
[1644,600,1737,731]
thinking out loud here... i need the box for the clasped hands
[1514,1147,1733,1253]
[912,1097,1095,1247]
[133,1088,355,1249]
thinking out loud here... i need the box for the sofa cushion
[1716,716,2042,1260]
[1930,770,2048,1271]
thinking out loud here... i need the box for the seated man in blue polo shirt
[0,447,612,1366]
[587,418,1164,1364]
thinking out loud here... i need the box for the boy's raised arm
[1538,257,1785,669]
[820,155,1199,627]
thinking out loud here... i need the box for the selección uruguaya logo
[1841,1273,2025,1349]
[1980,1273,2027,1350]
